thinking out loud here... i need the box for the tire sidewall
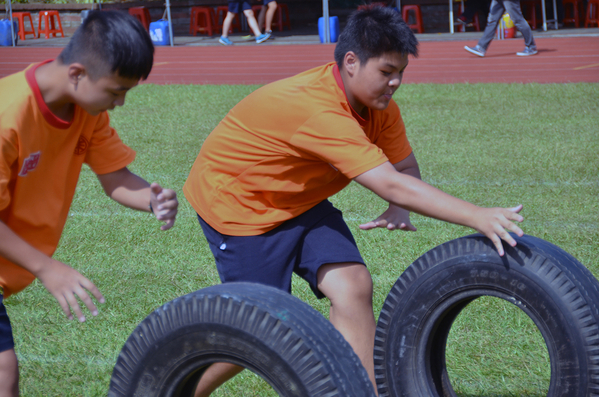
[377,240,588,397]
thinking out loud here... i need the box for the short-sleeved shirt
[183,62,412,236]
[0,61,136,297]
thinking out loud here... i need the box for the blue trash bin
[0,19,19,46]
[149,20,170,46]
[318,16,339,43]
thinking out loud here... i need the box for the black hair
[58,10,154,81]
[334,6,419,68]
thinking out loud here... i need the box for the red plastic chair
[585,0,599,27]
[37,10,64,39]
[521,0,539,29]
[562,0,582,27]
[190,7,215,36]
[11,12,36,40]
[271,3,291,31]
[402,5,424,33]
[129,7,151,31]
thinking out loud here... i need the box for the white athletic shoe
[516,46,538,56]
[464,45,486,57]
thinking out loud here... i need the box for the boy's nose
[114,96,126,107]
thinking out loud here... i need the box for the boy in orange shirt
[184,7,523,395]
[0,11,178,395]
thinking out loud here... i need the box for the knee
[243,9,255,18]
[268,2,278,10]
[322,265,373,306]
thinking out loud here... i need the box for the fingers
[150,185,179,231]
[483,205,525,256]
[40,261,105,322]
[509,204,524,214]
[490,234,505,257]
[359,221,378,230]
[150,182,163,195]
[53,283,103,322]
[64,289,88,322]
[398,222,417,232]
[160,218,176,231]
[55,294,74,321]
[62,279,104,322]
[359,219,416,231]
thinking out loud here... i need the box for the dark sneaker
[464,45,486,57]
[256,32,271,43]
[219,36,233,46]
[516,46,538,56]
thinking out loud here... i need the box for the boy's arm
[359,152,421,231]
[354,161,523,256]
[0,221,104,322]
[96,167,178,231]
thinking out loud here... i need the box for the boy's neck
[34,61,76,122]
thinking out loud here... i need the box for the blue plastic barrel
[149,20,170,46]
[0,19,19,46]
[318,16,339,44]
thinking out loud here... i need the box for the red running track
[1,37,598,84]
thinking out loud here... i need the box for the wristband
[149,202,154,215]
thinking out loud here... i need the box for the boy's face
[344,52,409,117]
[73,71,139,116]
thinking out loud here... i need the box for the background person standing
[464,0,537,57]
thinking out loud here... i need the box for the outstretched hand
[359,205,417,231]
[150,182,179,231]
[471,204,524,256]
[35,259,105,322]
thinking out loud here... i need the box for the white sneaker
[516,46,538,56]
[464,45,486,57]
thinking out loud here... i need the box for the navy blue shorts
[0,295,15,353]
[263,0,276,5]
[228,1,252,13]
[198,200,365,299]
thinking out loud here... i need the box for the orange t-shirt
[0,61,136,297]
[184,62,413,236]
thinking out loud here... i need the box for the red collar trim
[25,60,73,129]
[332,64,370,124]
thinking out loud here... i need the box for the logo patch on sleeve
[19,152,41,176]
[74,136,89,155]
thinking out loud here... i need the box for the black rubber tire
[374,233,599,397]
[108,282,376,397]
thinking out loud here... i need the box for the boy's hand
[35,259,105,322]
[359,205,417,231]
[150,182,178,231]
[471,204,524,256]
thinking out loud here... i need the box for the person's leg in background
[259,0,278,34]
[504,0,538,55]
[219,2,241,45]
[241,2,271,43]
[465,0,505,56]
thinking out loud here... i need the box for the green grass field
[6,82,598,396]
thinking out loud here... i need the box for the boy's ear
[67,63,88,86]
[343,51,359,77]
